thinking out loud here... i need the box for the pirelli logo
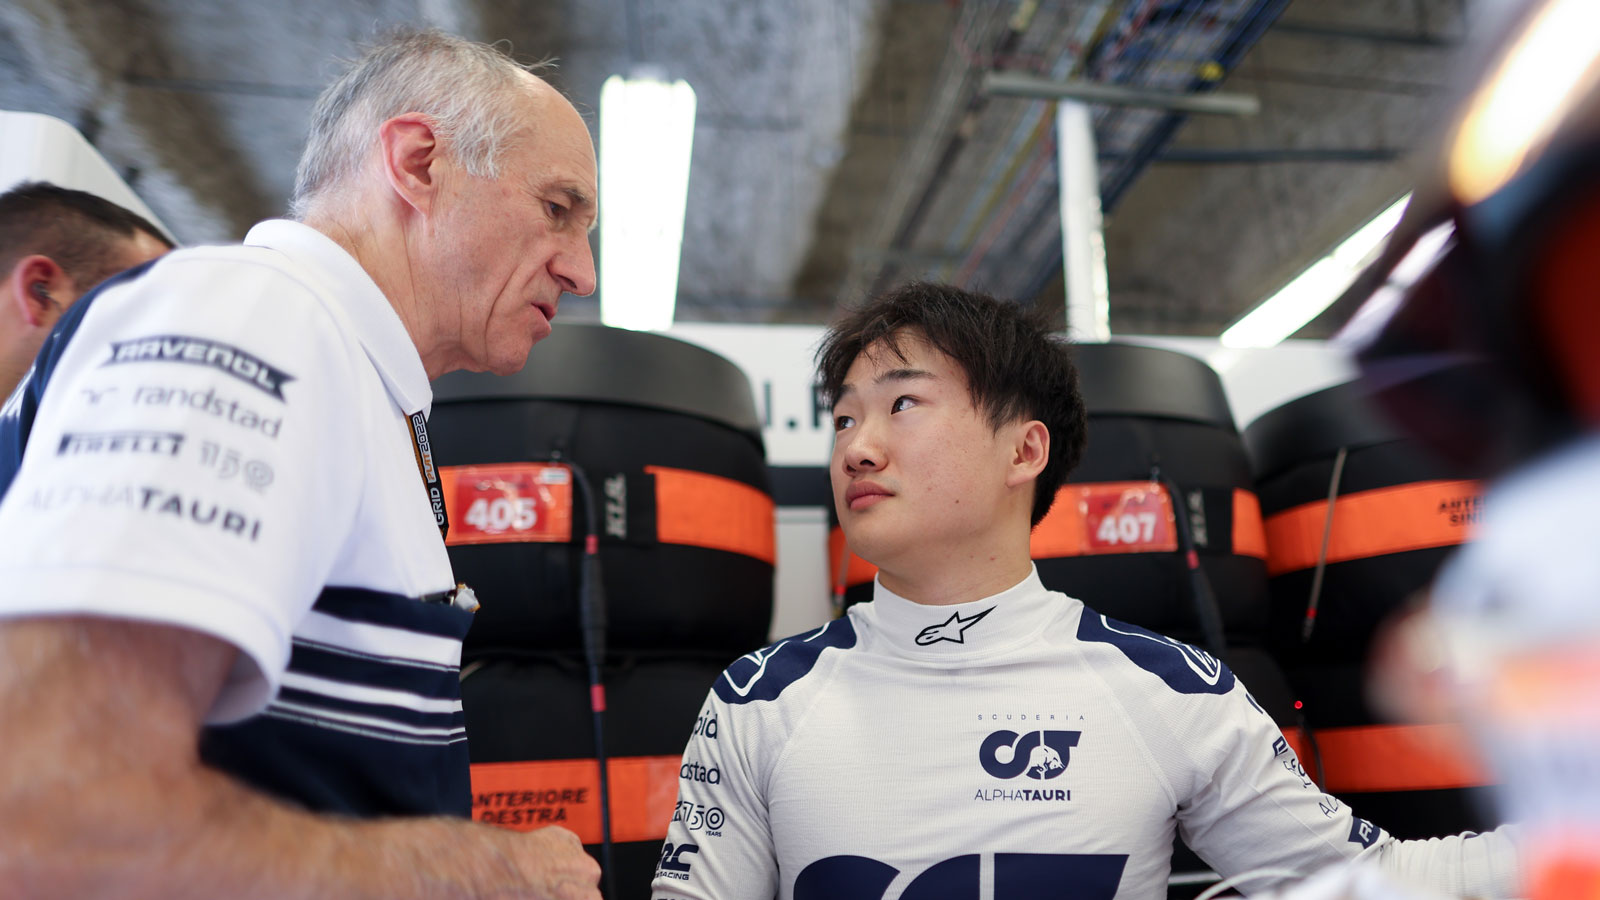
[103,335,294,401]
[58,430,184,457]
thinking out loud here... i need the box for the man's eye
[891,396,916,413]
[834,415,855,431]
[548,201,568,218]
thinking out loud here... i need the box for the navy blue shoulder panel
[1076,611,1235,696]
[713,616,857,705]
[0,259,161,501]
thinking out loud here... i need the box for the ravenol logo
[980,730,1080,780]
[104,335,294,401]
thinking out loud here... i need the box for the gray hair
[290,28,541,218]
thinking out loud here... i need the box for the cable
[549,453,616,900]
[1302,446,1348,642]
[1153,464,1227,659]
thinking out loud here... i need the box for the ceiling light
[1220,194,1410,348]
[599,74,697,332]
[1449,0,1600,206]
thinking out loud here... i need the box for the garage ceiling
[0,0,1472,338]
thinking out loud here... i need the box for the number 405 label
[440,463,573,546]
[1074,481,1177,555]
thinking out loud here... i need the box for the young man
[0,181,172,397]
[0,29,600,899]
[651,282,1519,900]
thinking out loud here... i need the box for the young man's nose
[842,429,884,474]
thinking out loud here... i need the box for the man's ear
[1006,420,1050,488]
[8,255,74,328]
[377,113,445,216]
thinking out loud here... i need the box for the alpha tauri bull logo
[980,730,1080,780]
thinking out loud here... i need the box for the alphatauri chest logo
[980,730,1080,780]
[915,606,994,646]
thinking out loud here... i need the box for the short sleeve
[0,251,364,722]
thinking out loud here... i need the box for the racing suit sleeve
[1175,676,1521,897]
[651,687,777,900]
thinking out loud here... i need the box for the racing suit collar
[243,219,433,419]
[865,565,1067,660]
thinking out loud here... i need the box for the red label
[441,463,573,546]
[1076,481,1177,554]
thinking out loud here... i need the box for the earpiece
[30,283,50,302]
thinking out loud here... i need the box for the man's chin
[839,525,900,573]
[482,340,541,377]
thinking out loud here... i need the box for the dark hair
[817,281,1088,526]
[0,181,173,290]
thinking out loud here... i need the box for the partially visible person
[0,27,600,900]
[0,181,171,395]
[651,281,1520,900]
[1339,2,1600,898]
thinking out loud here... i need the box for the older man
[0,181,171,396]
[0,29,599,900]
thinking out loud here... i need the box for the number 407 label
[440,463,573,546]
[1074,481,1177,555]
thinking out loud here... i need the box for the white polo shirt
[0,220,473,816]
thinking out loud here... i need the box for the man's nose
[554,234,597,297]
[840,424,884,474]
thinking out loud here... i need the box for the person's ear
[1004,419,1056,486]
[377,113,445,216]
[8,255,74,328]
[1005,420,1050,489]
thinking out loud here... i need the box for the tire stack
[429,324,775,899]
[1246,380,1497,838]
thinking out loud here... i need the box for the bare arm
[0,617,600,900]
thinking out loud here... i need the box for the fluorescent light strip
[599,75,698,332]
[1220,193,1411,349]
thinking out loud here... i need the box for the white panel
[0,111,174,242]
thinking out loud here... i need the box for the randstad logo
[979,730,1080,780]
[680,760,722,784]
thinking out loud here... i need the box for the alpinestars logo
[104,335,294,400]
[915,606,994,646]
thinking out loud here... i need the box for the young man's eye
[833,415,855,432]
[891,396,917,413]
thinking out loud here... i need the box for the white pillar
[1056,101,1110,342]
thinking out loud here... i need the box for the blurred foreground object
[1342,1,1600,897]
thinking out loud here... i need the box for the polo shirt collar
[243,219,433,418]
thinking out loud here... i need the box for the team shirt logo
[979,729,1080,780]
[657,842,699,881]
[103,335,295,400]
[57,430,183,457]
[914,606,994,646]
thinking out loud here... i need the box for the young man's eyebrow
[877,368,933,385]
[833,368,935,404]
